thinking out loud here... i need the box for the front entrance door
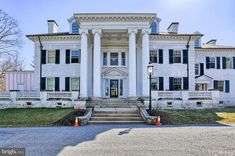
[110,80,118,98]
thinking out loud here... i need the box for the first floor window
[71,77,79,91]
[173,78,182,90]
[110,53,118,66]
[103,52,107,66]
[150,50,158,63]
[151,78,158,90]
[48,50,56,63]
[209,57,215,68]
[47,78,55,91]
[71,50,80,63]
[217,81,224,92]
[173,50,181,63]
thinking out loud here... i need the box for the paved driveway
[0,124,235,156]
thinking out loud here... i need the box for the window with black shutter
[200,63,204,75]
[169,77,173,90]
[159,77,164,91]
[41,50,46,64]
[65,77,70,91]
[55,77,60,91]
[40,77,46,91]
[158,49,163,64]
[222,57,226,69]
[225,80,230,93]
[55,50,60,64]
[66,49,70,64]
[216,57,220,69]
[183,49,188,64]
[183,77,188,90]
[169,49,173,64]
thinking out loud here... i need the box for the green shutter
[55,77,60,91]
[55,50,60,64]
[65,77,70,91]
[158,49,163,64]
[40,77,46,91]
[216,57,220,69]
[225,80,230,93]
[183,49,188,64]
[41,50,46,64]
[169,77,173,90]
[169,49,173,64]
[206,57,210,69]
[159,77,164,91]
[222,57,226,69]
[66,49,70,64]
[183,77,188,90]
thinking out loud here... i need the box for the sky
[1,0,235,69]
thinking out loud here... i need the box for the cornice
[150,34,202,41]
[195,48,235,52]
[27,35,80,42]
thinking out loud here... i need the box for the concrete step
[90,116,142,121]
[93,113,140,117]
[88,120,145,124]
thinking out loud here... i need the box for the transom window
[71,77,79,91]
[173,78,182,90]
[110,53,118,66]
[47,77,55,91]
[226,58,232,69]
[48,50,56,63]
[71,50,80,63]
[150,50,158,63]
[173,50,181,63]
[209,57,215,68]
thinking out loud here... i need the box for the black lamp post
[147,62,153,111]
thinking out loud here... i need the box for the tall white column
[128,29,137,98]
[80,29,88,98]
[92,29,102,98]
[142,29,151,97]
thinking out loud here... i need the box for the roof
[26,32,77,37]
[196,44,235,50]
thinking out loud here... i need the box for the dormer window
[72,22,79,34]
[150,22,158,34]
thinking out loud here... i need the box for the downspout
[38,36,43,91]
[186,35,191,90]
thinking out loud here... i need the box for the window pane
[71,50,80,63]
[103,52,107,66]
[209,57,215,68]
[47,78,55,90]
[150,50,157,63]
[217,81,224,91]
[48,50,55,63]
[151,78,158,90]
[72,22,79,34]
[173,78,182,90]
[226,58,232,69]
[173,50,181,63]
[110,53,118,66]
[71,77,79,91]
[121,52,125,66]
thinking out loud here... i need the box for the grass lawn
[0,108,73,127]
[150,108,235,125]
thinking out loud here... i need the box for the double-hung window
[150,50,158,63]
[209,57,215,68]
[47,78,55,91]
[173,78,182,90]
[217,81,224,91]
[71,77,79,91]
[226,58,232,69]
[151,78,158,90]
[71,50,80,63]
[173,50,181,63]
[48,50,56,63]
[110,53,118,66]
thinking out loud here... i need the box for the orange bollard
[155,115,161,126]
[74,117,79,127]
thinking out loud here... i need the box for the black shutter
[233,57,235,69]
[183,49,188,64]
[216,57,220,69]
[183,77,189,90]
[41,50,46,64]
[66,49,70,64]
[206,57,210,69]
[55,50,60,64]
[169,49,173,64]
[65,77,70,91]
[222,57,226,69]
[225,80,230,93]
[55,77,60,91]
[213,80,218,90]
[159,77,164,91]
[40,77,46,91]
[169,77,173,90]
[158,49,163,64]
[200,63,204,76]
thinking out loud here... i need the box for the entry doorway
[110,80,118,98]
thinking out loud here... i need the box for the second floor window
[110,53,118,66]
[48,50,56,63]
[226,58,232,69]
[209,57,215,68]
[150,50,158,63]
[173,50,181,63]
[71,50,80,63]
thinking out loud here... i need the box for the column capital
[128,28,138,35]
[141,28,151,35]
[80,28,88,35]
[92,29,102,35]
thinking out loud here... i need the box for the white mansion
[4,13,235,109]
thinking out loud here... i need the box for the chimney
[47,20,58,33]
[167,22,179,34]
[206,39,217,45]
[194,31,202,48]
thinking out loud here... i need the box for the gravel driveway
[0,124,235,156]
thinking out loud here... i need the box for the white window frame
[70,77,80,91]
[173,77,182,90]
[70,50,80,64]
[173,50,182,63]
[46,77,55,91]
[209,57,215,69]
[150,50,158,63]
[226,57,232,69]
[47,50,56,64]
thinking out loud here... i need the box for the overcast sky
[1,0,235,69]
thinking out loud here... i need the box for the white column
[128,29,137,98]
[142,29,151,97]
[80,29,88,98]
[92,29,102,98]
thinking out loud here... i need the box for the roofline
[26,32,79,38]
[74,13,157,16]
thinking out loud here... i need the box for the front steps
[88,108,144,124]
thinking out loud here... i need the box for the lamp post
[147,62,153,111]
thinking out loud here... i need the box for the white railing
[16,91,40,98]
[157,91,182,99]
[47,92,72,99]
[0,92,10,98]
[188,91,212,99]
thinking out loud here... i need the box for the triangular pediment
[196,75,213,84]
[102,68,128,78]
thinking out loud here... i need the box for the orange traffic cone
[155,115,161,126]
[74,117,79,127]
